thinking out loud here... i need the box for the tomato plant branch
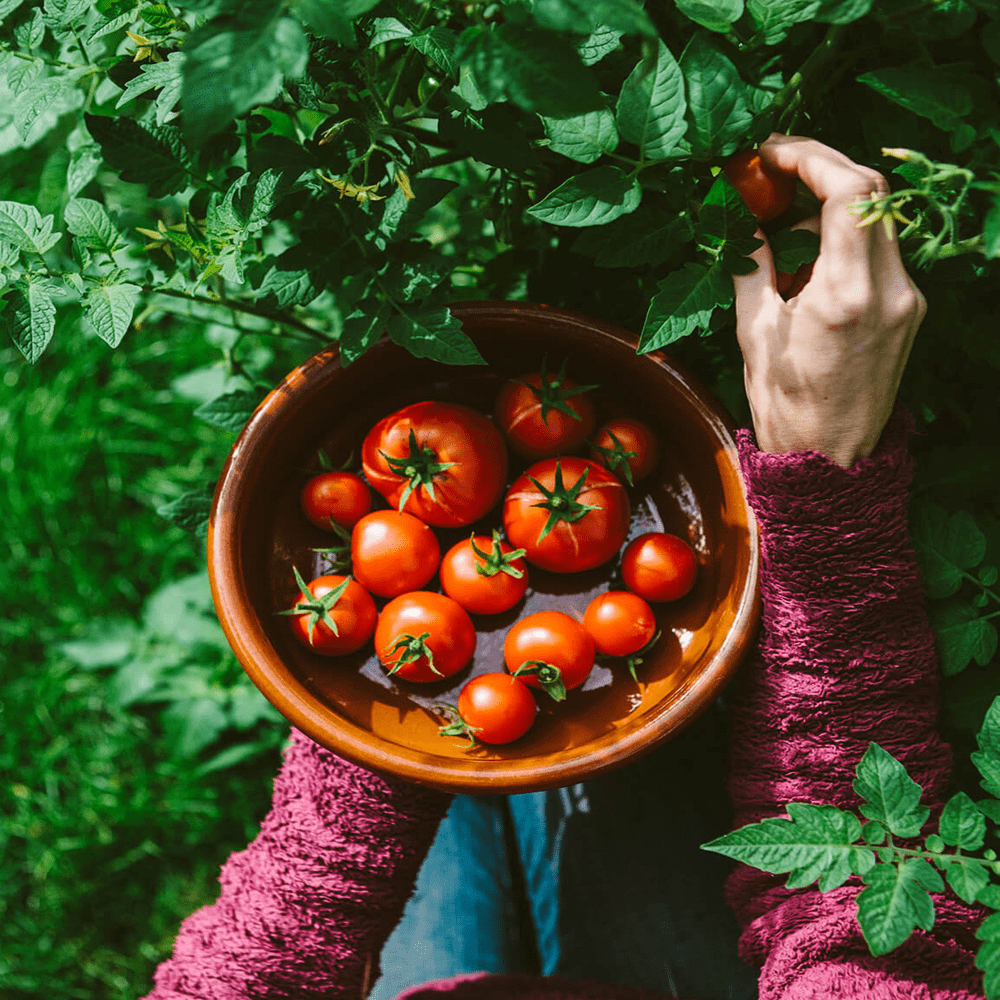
[766,24,847,132]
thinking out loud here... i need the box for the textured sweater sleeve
[728,405,984,998]
[141,728,451,1000]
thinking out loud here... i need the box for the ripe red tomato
[583,591,657,658]
[503,457,630,573]
[622,532,698,603]
[440,531,529,615]
[442,673,536,745]
[589,417,658,486]
[282,571,377,656]
[503,610,595,701]
[723,150,796,224]
[495,358,598,460]
[300,471,372,530]
[361,401,508,528]
[351,510,441,599]
[375,591,476,683]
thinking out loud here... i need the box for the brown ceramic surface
[207,301,760,794]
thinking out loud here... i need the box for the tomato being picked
[438,673,537,746]
[362,401,507,528]
[279,568,377,656]
[351,510,440,599]
[495,357,598,460]
[622,532,698,603]
[503,457,630,573]
[504,610,595,701]
[440,530,529,615]
[375,591,476,683]
[300,471,372,530]
[589,417,658,486]
[723,149,797,224]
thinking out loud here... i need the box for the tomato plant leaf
[387,307,486,367]
[853,743,930,838]
[15,73,83,142]
[157,486,213,538]
[85,114,191,197]
[378,178,458,244]
[930,602,998,676]
[675,0,745,31]
[858,62,974,133]
[972,698,1000,799]
[815,0,873,22]
[638,262,732,352]
[255,264,323,308]
[116,51,186,125]
[0,0,26,18]
[857,858,942,956]
[573,207,693,268]
[912,502,987,599]
[3,278,56,363]
[577,25,623,65]
[368,17,412,46]
[85,282,140,348]
[0,201,62,255]
[40,0,91,30]
[408,26,459,77]
[680,34,752,158]
[616,40,687,161]
[769,228,821,273]
[194,390,258,434]
[947,860,991,905]
[292,0,380,44]
[540,107,620,164]
[66,142,103,198]
[526,166,642,227]
[532,0,656,35]
[64,199,126,257]
[940,791,987,850]
[747,0,823,44]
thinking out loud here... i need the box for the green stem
[384,3,432,110]
[765,24,847,131]
[885,843,995,868]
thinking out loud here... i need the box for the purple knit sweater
[144,408,984,1000]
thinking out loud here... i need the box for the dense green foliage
[2,0,999,995]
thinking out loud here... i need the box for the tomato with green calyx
[279,568,377,656]
[583,590,659,681]
[375,591,476,683]
[723,150,796,224]
[622,532,698,603]
[437,673,537,746]
[503,610,595,702]
[495,357,598,460]
[351,510,440,599]
[362,401,508,528]
[440,530,529,615]
[301,471,372,530]
[589,417,658,486]
[503,456,630,573]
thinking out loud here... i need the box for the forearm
[143,728,451,1000]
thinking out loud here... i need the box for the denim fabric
[371,704,759,1000]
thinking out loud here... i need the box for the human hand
[733,134,926,469]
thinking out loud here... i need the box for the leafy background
[1,0,999,995]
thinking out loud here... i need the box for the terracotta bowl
[208,301,759,794]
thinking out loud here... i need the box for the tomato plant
[495,358,598,460]
[279,568,377,656]
[438,673,537,746]
[361,401,508,528]
[504,610,596,701]
[375,591,477,683]
[722,150,797,224]
[300,472,372,531]
[622,533,698,603]
[583,591,659,680]
[440,530,529,615]
[589,418,658,486]
[351,510,441,599]
[503,457,630,573]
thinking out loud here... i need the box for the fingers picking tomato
[361,401,508,528]
[504,610,595,701]
[589,417,658,486]
[351,510,441,599]
[440,673,537,746]
[503,457,630,573]
[622,532,698,603]
[280,568,377,656]
[301,471,372,530]
[723,150,796,224]
[375,591,476,683]
[440,530,529,615]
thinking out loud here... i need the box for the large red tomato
[503,457,630,573]
[503,610,595,701]
[362,401,508,528]
[351,510,440,599]
[374,591,476,683]
[723,150,796,224]
[281,569,377,656]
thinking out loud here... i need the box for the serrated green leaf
[157,487,213,537]
[340,299,388,365]
[86,282,140,348]
[15,6,44,49]
[526,165,641,227]
[747,0,823,44]
[255,265,322,308]
[980,884,1000,910]
[638,262,731,352]
[386,307,486,366]
[680,34,751,158]
[979,910,1000,940]
[140,3,176,30]
[194,389,258,433]
[408,25,458,77]
[0,0,26,20]
[382,253,451,302]
[940,792,987,850]
[973,699,1000,799]
[0,240,17,267]
[378,177,458,242]
[292,0,379,44]
[6,55,42,97]
[540,107,619,164]
[0,201,61,255]
[573,207,693,268]
[577,25,623,65]
[931,603,998,676]
[85,114,191,198]
[40,0,91,30]
[853,743,930,838]
[532,0,656,35]
[67,142,103,197]
[616,40,687,161]
[947,860,990,905]
[64,198,125,256]
[88,6,137,43]
[858,62,974,133]
[675,0,744,30]
[3,279,56,363]
[978,799,1000,824]
[369,16,412,46]
[116,50,185,125]
[857,858,942,956]
[15,73,82,141]
[913,502,987,599]
[703,801,872,892]
[769,227,821,273]
[696,173,759,249]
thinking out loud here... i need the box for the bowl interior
[209,302,758,793]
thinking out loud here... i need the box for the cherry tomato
[503,457,630,573]
[440,532,529,615]
[283,571,377,656]
[375,591,476,683]
[445,673,537,745]
[504,610,595,700]
[351,510,441,599]
[583,591,656,658]
[495,358,598,460]
[723,150,797,224]
[362,401,508,528]
[300,471,372,530]
[622,532,698,603]
[589,417,658,486]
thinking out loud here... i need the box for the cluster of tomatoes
[282,360,698,747]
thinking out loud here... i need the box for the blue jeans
[370,704,759,999]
